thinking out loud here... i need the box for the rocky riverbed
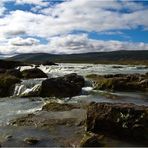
[0,62,148,147]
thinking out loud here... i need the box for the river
[0,63,148,146]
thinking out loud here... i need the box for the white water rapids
[0,63,148,125]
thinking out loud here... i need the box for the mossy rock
[0,74,21,97]
[86,73,148,91]
[42,102,79,111]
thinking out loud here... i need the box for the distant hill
[8,50,148,65]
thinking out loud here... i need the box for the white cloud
[0,0,148,39]
[9,37,40,46]
[8,0,49,6]
[0,34,148,55]
[0,2,6,16]
[0,0,148,55]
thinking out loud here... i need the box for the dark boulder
[42,61,58,66]
[86,102,148,143]
[21,68,48,79]
[5,69,22,78]
[0,74,21,97]
[0,69,6,73]
[0,60,27,69]
[40,73,85,98]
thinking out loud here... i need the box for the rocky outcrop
[40,73,85,98]
[5,69,22,78]
[0,60,27,69]
[0,69,22,78]
[86,73,148,91]
[21,68,48,79]
[86,102,148,143]
[0,74,21,97]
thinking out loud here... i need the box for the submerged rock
[86,102,148,143]
[0,74,21,97]
[21,68,48,79]
[42,102,80,111]
[112,66,123,68]
[40,73,85,98]
[24,137,39,145]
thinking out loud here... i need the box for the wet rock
[86,73,148,91]
[21,68,48,79]
[5,135,13,141]
[24,137,39,145]
[136,66,148,69]
[42,61,58,66]
[80,132,104,147]
[42,102,80,111]
[86,102,148,143]
[5,69,22,78]
[112,66,123,68]
[40,73,85,98]
[0,60,27,69]
[99,91,121,100]
[0,69,6,73]
[0,74,21,97]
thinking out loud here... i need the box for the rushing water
[0,63,148,126]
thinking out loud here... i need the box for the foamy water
[0,63,148,125]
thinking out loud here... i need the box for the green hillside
[8,50,148,65]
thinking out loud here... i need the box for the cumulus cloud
[0,0,148,38]
[9,37,40,46]
[0,34,148,55]
[0,0,148,55]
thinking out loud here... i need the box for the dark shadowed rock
[42,61,58,66]
[24,137,39,145]
[86,102,148,143]
[112,66,123,69]
[40,73,85,98]
[21,68,48,79]
[0,60,27,69]
[0,74,21,97]
[5,69,22,78]
[80,132,104,147]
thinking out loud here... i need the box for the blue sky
[0,0,148,54]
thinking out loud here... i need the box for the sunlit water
[0,63,148,126]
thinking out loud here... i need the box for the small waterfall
[13,84,26,96]
[21,84,41,96]
[13,79,43,97]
